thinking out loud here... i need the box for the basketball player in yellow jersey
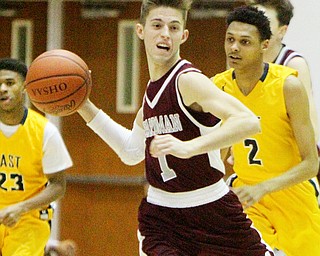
[246,0,320,207]
[0,58,73,256]
[212,6,320,255]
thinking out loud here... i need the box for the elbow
[61,183,67,197]
[120,158,143,166]
[55,176,66,199]
[309,157,319,178]
[47,172,66,200]
[246,115,261,136]
[57,181,66,199]
[303,153,319,179]
[119,151,145,166]
[253,116,261,134]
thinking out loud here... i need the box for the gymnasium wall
[0,1,47,59]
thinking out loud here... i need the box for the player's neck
[234,63,265,96]
[264,43,284,63]
[148,56,180,82]
[0,105,26,125]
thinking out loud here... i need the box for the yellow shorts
[0,209,51,256]
[232,178,320,256]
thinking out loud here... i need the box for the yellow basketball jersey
[213,63,299,184]
[0,109,48,208]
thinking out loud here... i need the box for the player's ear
[136,23,144,40]
[279,25,288,40]
[181,29,189,45]
[262,39,269,51]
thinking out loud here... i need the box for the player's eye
[226,37,234,43]
[6,81,15,86]
[152,23,161,28]
[241,40,250,45]
[170,25,179,31]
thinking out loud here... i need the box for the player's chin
[228,58,242,67]
[0,101,15,110]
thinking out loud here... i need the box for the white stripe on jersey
[145,60,191,109]
[174,69,225,173]
[275,45,302,66]
[147,179,229,208]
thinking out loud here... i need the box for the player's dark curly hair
[0,58,28,79]
[226,6,272,41]
[246,0,294,26]
[140,0,193,26]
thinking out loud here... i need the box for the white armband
[87,110,145,165]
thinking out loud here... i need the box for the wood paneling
[61,2,145,177]
[60,3,146,255]
[182,17,227,76]
[60,182,145,256]
[0,1,47,60]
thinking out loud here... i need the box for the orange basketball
[25,49,92,116]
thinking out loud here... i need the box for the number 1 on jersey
[159,155,177,182]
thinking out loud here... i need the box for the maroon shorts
[138,191,273,256]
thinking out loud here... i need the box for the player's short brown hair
[139,0,193,27]
[246,0,294,26]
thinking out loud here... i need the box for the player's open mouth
[157,44,170,51]
[229,55,241,60]
[0,96,9,101]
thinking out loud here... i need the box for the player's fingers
[2,217,16,227]
[149,141,166,157]
[150,135,174,156]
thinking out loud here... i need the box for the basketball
[25,49,92,116]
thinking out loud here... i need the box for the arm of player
[233,75,319,209]
[150,72,260,158]
[0,171,66,227]
[77,99,145,165]
[263,75,318,187]
[287,57,319,142]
